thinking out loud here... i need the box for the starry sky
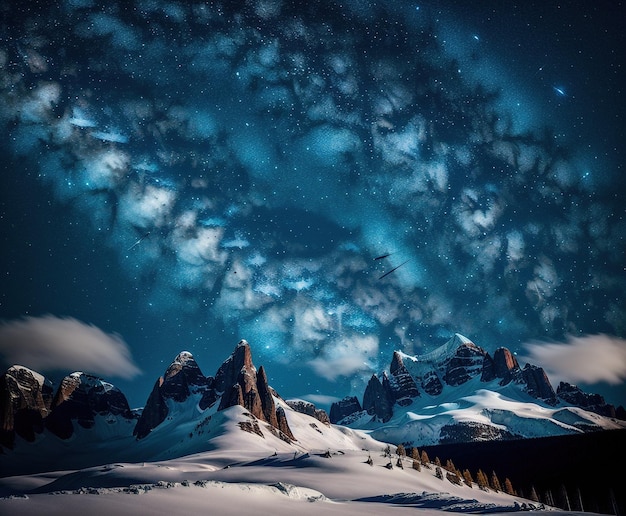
[1,0,625,410]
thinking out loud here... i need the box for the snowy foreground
[0,449,589,516]
[0,403,596,515]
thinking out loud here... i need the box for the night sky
[1,0,624,410]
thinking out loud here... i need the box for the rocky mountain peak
[136,341,293,442]
[0,366,54,449]
[390,351,405,375]
[362,374,393,422]
[45,372,133,440]
[215,339,255,393]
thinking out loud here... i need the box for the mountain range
[1,335,624,478]
[330,333,626,446]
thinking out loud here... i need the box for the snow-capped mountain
[0,340,379,477]
[330,333,626,446]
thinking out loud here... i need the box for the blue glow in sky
[0,0,624,409]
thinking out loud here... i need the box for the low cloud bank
[0,315,141,379]
[521,334,626,386]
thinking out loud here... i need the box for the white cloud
[308,334,378,381]
[0,316,141,379]
[521,334,626,386]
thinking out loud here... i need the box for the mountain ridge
[330,333,626,446]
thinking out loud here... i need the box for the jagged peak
[5,364,47,386]
[173,350,196,364]
[390,351,405,375]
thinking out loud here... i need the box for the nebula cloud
[0,0,623,405]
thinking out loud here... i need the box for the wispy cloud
[521,334,626,386]
[308,335,378,381]
[0,315,142,379]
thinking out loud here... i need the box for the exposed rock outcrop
[136,341,293,441]
[46,372,133,440]
[389,352,420,404]
[482,347,521,385]
[362,374,394,422]
[522,364,557,404]
[213,341,294,441]
[557,382,617,418]
[420,369,444,396]
[445,342,486,386]
[329,396,362,424]
[286,400,330,426]
[134,351,216,439]
[0,366,53,448]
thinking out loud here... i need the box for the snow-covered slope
[335,334,626,446]
[357,376,625,447]
[0,411,553,516]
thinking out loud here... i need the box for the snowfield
[0,405,588,515]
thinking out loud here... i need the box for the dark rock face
[329,396,362,424]
[215,342,294,441]
[557,382,616,417]
[276,405,295,441]
[46,373,133,440]
[286,400,330,426]
[136,341,293,441]
[133,378,170,440]
[0,366,53,449]
[489,347,521,385]
[160,351,211,401]
[214,340,255,393]
[389,352,420,404]
[445,343,486,386]
[521,364,557,404]
[135,351,216,439]
[439,421,518,444]
[421,369,444,396]
[362,374,394,422]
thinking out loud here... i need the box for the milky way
[1,1,624,407]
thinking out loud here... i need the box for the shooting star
[374,252,395,261]
[127,231,151,252]
[379,260,410,280]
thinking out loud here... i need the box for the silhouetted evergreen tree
[420,450,431,468]
[396,444,406,458]
[528,485,539,502]
[434,456,442,467]
[412,458,421,471]
[435,466,444,480]
[411,447,419,461]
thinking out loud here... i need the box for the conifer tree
[420,450,430,468]
[476,469,489,490]
[462,469,473,488]
[445,459,456,472]
[504,478,515,496]
[412,458,421,471]
[396,444,406,458]
[411,448,419,461]
[528,485,539,502]
[434,456,442,467]
[435,466,444,480]
[490,471,502,492]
